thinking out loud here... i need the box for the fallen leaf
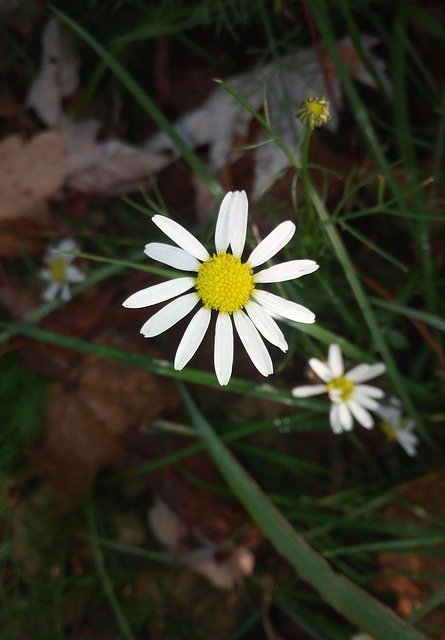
[32,332,180,506]
[26,17,79,127]
[0,131,67,221]
[377,470,445,638]
[144,35,390,198]
[148,496,255,590]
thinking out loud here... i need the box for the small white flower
[292,344,386,433]
[39,238,85,302]
[377,396,419,457]
[123,190,319,386]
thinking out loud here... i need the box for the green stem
[86,501,136,640]
[301,126,316,228]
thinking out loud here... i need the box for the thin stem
[86,501,136,640]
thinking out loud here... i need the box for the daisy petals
[214,313,233,386]
[66,265,86,283]
[253,290,315,324]
[42,282,59,301]
[339,403,353,431]
[292,384,326,398]
[215,191,236,253]
[140,292,199,337]
[233,309,273,377]
[230,190,248,257]
[145,243,200,271]
[248,221,296,269]
[330,404,343,434]
[122,277,195,308]
[348,400,374,429]
[152,215,209,262]
[254,259,319,283]
[245,300,288,352]
[308,358,332,382]
[174,307,211,370]
[355,384,385,399]
[347,362,386,383]
[328,344,344,377]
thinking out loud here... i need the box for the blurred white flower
[123,190,319,386]
[377,396,419,457]
[292,344,386,433]
[39,238,85,302]
[350,634,374,640]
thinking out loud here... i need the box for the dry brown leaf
[32,336,180,506]
[377,470,445,638]
[148,496,255,590]
[26,18,79,127]
[0,131,68,221]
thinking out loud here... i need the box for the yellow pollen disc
[327,376,355,403]
[307,100,324,116]
[380,420,397,441]
[195,253,254,313]
[50,257,68,283]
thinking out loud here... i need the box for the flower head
[123,190,319,385]
[39,238,85,302]
[297,96,331,129]
[292,344,386,433]
[377,397,418,457]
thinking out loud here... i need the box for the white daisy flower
[39,238,85,302]
[292,344,386,433]
[123,190,319,385]
[377,396,419,457]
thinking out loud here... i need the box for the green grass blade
[180,385,428,640]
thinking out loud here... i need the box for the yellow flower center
[380,420,397,441]
[326,376,355,403]
[307,99,324,117]
[50,257,68,283]
[195,253,254,313]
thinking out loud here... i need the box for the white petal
[174,307,211,370]
[253,290,315,324]
[229,190,248,257]
[247,221,295,269]
[348,400,374,429]
[292,384,326,398]
[214,313,233,386]
[215,191,235,253]
[330,404,343,434]
[308,358,333,382]
[145,243,200,271]
[122,277,195,308]
[152,215,209,262]
[328,344,344,378]
[140,292,199,337]
[254,260,319,283]
[57,238,78,254]
[61,284,71,301]
[66,265,85,283]
[347,362,386,383]
[39,268,52,281]
[352,390,379,411]
[354,384,385,399]
[396,432,419,457]
[42,282,59,301]
[245,300,288,352]
[233,309,273,377]
[338,403,353,431]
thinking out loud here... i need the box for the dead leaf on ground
[0,131,68,221]
[148,496,255,591]
[32,331,180,506]
[377,469,445,638]
[26,17,79,127]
